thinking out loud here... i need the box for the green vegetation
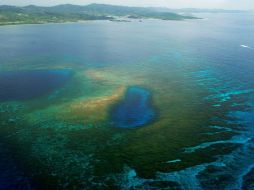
[0,4,198,25]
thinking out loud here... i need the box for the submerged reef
[65,85,126,124]
[0,61,253,189]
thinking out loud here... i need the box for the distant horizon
[0,0,253,11]
[0,2,251,11]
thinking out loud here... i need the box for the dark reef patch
[242,167,254,190]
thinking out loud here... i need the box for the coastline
[0,20,95,27]
[0,17,199,27]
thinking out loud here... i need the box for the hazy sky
[0,0,253,10]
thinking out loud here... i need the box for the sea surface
[0,13,254,189]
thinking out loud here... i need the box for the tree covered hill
[0,3,198,25]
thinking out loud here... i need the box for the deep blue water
[0,70,72,102]
[0,141,32,190]
[112,87,155,128]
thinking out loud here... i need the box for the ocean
[0,13,253,189]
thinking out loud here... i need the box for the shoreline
[0,17,199,27]
[0,20,100,27]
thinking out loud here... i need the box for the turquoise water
[0,13,254,189]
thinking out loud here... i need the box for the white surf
[241,45,254,49]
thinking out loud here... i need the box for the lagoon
[0,14,254,189]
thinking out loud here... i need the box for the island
[0,3,198,26]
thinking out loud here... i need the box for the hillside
[0,4,198,25]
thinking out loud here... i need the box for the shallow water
[0,14,254,189]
